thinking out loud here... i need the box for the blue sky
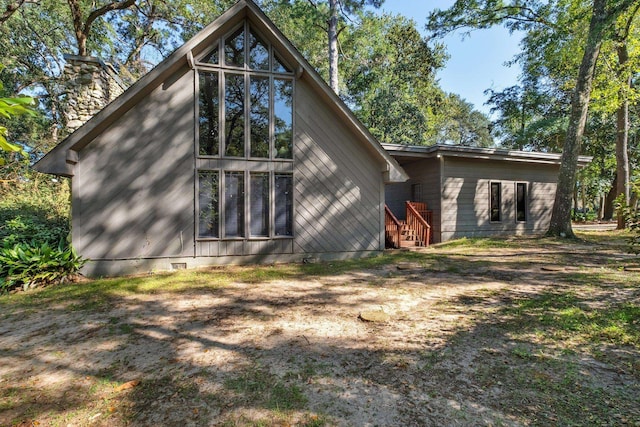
[374,0,523,116]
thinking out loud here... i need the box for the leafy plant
[0,64,36,165]
[0,240,86,293]
[0,178,70,246]
[614,193,640,254]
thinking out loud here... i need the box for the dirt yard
[1,233,639,426]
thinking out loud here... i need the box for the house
[383,144,592,244]
[35,0,591,276]
[34,0,408,276]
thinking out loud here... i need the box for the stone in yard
[541,265,565,272]
[359,310,390,322]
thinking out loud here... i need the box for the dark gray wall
[73,62,386,274]
[294,78,384,253]
[73,66,195,261]
[440,157,557,241]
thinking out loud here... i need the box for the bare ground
[1,234,639,426]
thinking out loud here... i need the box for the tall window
[224,172,245,237]
[198,171,219,238]
[490,182,501,222]
[196,23,293,159]
[250,173,269,237]
[195,22,295,241]
[516,183,527,222]
[275,174,293,236]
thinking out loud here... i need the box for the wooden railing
[406,201,431,247]
[408,201,433,230]
[384,205,402,249]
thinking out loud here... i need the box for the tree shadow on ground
[1,237,639,426]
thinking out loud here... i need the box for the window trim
[515,182,528,223]
[489,181,502,223]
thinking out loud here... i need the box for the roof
[34,0,408,183]
[382,143,593,167]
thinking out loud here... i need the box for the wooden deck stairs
[385,202,433,249]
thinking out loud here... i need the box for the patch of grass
[225,365,307,411]
[505,292,640,347]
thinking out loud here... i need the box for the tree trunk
[547,0,606,237]
[615,42,630,229]
[603,173,618,220]
[328,0,339,94]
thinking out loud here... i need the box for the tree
[340,12,448,145]
[267,0,383,94]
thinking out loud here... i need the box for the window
[250,76,269,158]
[196,23,294,160]
[250,173,269,237]
[195,22,295,241]
[516,183,527,222]
[198,171,219,238]
[197,171,293,239]
[490,182,501,222]
[224,172,245,237]
[275,174,293,236]
[199,72,218,156]
[224,73,245,157]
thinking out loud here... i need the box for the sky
[374,0,524,117]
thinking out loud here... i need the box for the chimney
[59,55,128,134]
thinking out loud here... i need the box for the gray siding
[440,157,557,241]
[294,79,384,253]
[73,66,196,261]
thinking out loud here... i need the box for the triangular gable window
[224,27,245,67]
[201,47,218,65]
[249,30,269,70]
[197,22,292,73]
[273,54,291,73]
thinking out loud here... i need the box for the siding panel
[74,66,196,260]
[440,157,558,240]
[294,79,383,253]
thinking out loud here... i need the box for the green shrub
[0,240,86,293]
[614,194,640,255]
[0,178,70,246]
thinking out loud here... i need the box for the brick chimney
[59,55,128,134]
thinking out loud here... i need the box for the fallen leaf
[115,380,140,392]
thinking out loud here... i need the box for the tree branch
[83,0,136,35]
[0,0,31,25]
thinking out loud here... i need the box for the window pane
[516,183,527,222]
[224,172,245,237]
[225,74,245,157]
[224,27,245,67]
[249,30,269,70]
[198,171,219,238]
[201,47,218,64]
[199,72,219,156]
[275,174,293,236]
[273,54,291,73]
[250,76,269,158]
[250,173,269,236]
[490,182,501,222]
[274,79,293,159]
